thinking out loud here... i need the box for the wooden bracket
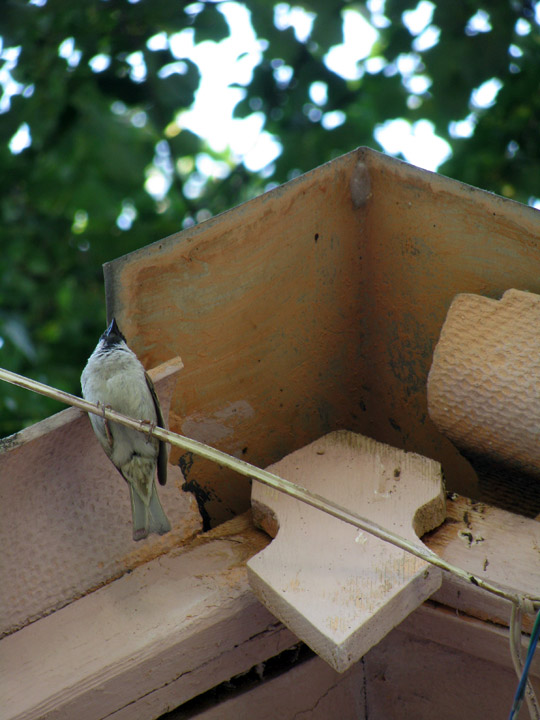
[428,288,540,477]
[247,430,446,672]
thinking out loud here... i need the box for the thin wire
[509,609,540,719]
[510,603,524,680]
[1,365,539,612]
[509,603,540,719]
[1,364,540,708]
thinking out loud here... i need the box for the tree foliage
[1,0,539,435]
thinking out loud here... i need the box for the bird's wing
[145,371,168,486]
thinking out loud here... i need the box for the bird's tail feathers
[148,483,171,536]
[129,484,150,541]
[129,482,171,541]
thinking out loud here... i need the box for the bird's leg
[98,401,114,447]
[140,418,157,444]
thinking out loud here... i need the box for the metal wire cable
[509,608,540,720]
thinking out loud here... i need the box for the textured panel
[248,430,445,672]
[0,358,202,637]
[427,289,540,493]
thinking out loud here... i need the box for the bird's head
[100,318,128,348]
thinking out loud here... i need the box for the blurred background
[1,0,539,436]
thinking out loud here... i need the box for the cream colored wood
[429,494,540,634]
[428,289,540,476]
[366,603,540,720]
[248,430,446,672]
[1,514,293,720]
[105,149,540,526]
[185,604,540,720]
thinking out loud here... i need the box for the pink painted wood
[0,356,202,638]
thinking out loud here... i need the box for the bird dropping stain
[350,161,372,209]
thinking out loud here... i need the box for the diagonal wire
[1,365,539,717]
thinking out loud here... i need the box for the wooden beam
[428,494,540,633]
[180,655,366,720]
[1,514,292,720]
[0,357,202,638]
[365,602,539,720]
[428,288,540,516]
[2,497,539,720]
[104,148,540,527]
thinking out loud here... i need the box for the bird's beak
[106,318,121,337]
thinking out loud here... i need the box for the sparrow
[81,318,171,541]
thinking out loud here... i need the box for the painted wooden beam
[184,655,366,720]
[365,602,539,720]
[2,505,539,720]
[0,356,202,638]
[1,514,292,720]
[429,494,540,634]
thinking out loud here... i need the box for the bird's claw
[97,401,114,447]
[140,418,157,443]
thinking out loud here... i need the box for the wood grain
[1,513,292,720]
[2,506,539,719]
[366,603,540,720]
[428,494,540,633]
[248,430,446,672]
[177,655,366,720]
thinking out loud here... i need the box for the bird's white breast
[81,344,158,467]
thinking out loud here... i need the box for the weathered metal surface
[104,148,540,525]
